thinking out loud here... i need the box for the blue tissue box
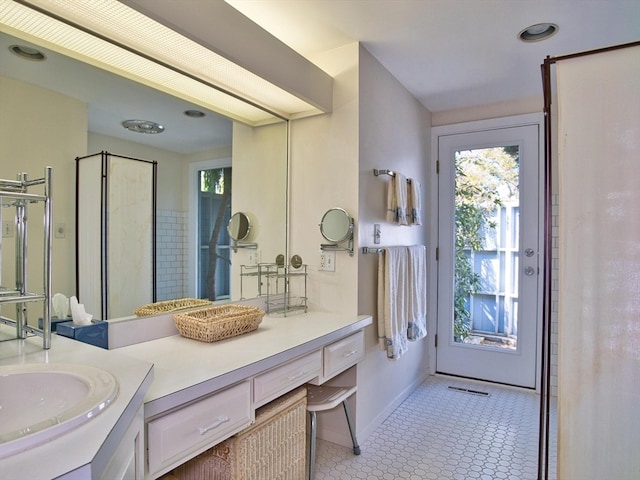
[56,320,108,349]
[38,317,72,332]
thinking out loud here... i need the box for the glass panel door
[454,146,519,349]
[437,121,541,388]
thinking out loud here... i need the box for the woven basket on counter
[134,298,213,316]
[173,304,265,343]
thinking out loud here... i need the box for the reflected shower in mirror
[0,30,288,320]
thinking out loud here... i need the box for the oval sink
[0,363,118,458]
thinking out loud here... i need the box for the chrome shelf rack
[0,167,53,349]
[265,264,308,316]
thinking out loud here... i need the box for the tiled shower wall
[156,210,187,301]
[550,194,559,397]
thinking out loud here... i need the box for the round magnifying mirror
[320,207,353,243]
[228,212,251,241]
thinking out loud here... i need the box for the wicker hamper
[162,387,307,480]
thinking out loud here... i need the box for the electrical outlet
[319,251,336,272]
[2,221,14,238]
[247,249,261,266]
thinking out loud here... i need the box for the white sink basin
[0,363,118,458]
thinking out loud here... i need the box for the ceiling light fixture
[518,23,558,42]
[184,110,206,118]
[0,0,319,125]
[122,119,164,134]
[9,44,46,61]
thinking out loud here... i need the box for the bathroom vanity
[0,312,371,479]
[116,311,372,479]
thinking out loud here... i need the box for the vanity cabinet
[320,330,365,382]
[54,405,146,480]
[253,350,322,407]
[100,407,145,480]
[147,381,252,476]
[117,313,373,479]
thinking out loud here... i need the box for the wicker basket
[173,305,265,343]
[163,387,307,480]
[134,298,213,316]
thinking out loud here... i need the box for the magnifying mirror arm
[320,238,354,256]
[232,240,258,253]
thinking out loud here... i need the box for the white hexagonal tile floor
[314,375,556,480]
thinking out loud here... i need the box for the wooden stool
[306,384,360,480]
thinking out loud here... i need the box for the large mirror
[0,29,288,322]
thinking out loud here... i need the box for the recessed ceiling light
[518,23,558,42]
[122,120,164,134]
[9,44,46,61]
[184,110,206,118]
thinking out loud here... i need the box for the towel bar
[362,247,384,254]
[373,168,411,182]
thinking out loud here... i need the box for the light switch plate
[2,221,14,238]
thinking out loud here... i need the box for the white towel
[407,245,427,340]
[377,246,409,359]
[408,180,422,226]
[386,174,409,225]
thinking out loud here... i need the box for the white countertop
[0,311,371,479]
[116,312,372,417]
[0,329,154,480]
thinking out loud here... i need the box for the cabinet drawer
[253,350,321,407]
[323,330,365,380]
[147,381,251,474]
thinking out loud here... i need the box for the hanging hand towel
[408,179,422,226]
[407,245,427,340]
[386,173,408,225]
[385,175,397,223]
[377,246,409,359]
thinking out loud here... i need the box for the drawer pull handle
[343,349,358,358]
[287,370,308,381]
[198,416,230,435]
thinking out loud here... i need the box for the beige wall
[230,121,288,299]
[355,45,432,440]
[289,42,360,316]
[432,95,543,126]
[289,43,433,444]
[0,76,86,304]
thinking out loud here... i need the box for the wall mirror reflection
[0,28,288,323]
[228,212,252,242]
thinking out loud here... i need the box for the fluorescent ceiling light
[0,0,319,124]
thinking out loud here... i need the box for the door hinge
[435,334,438,348]
[436,160,440,174]
[435,247,439,261]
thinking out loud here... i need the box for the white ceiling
[227,0,640,112]
[2,1,637,155]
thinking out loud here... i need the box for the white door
[435,118,542,388]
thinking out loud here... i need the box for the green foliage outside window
[454,147,519,341]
